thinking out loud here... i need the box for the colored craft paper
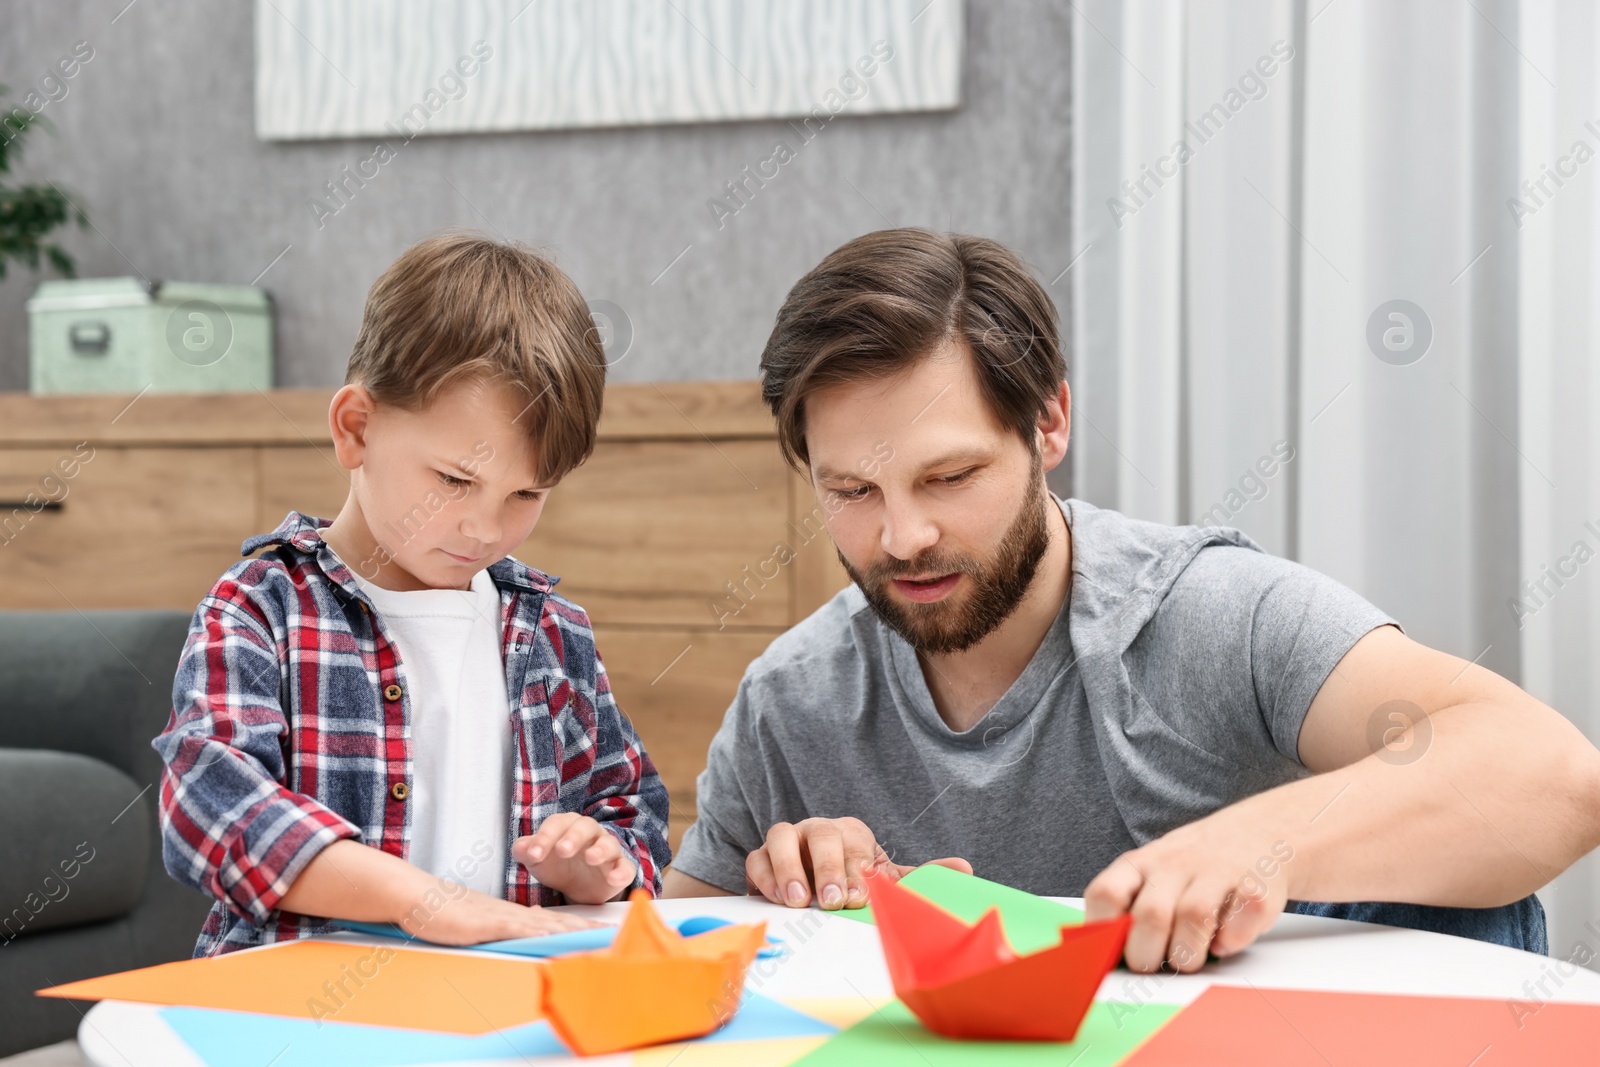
[1118,984,1600,1066]
[633,1036,832,1067]
[336,917,617,956]
[37,940,543,1034]
[338,914,784,958]
[791,997,1182,1066]
[867,868,1132,1041]
[540,891,768,1055]
[827,865,1085,953]
[158,992,835,1067]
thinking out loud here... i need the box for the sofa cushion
[0,748,149,940]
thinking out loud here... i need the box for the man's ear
[1037,379,1071,472]
[327,384,377,471]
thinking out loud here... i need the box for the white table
[77,897,1600,1066]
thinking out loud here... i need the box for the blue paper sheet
[159,991,836,1066]
[336,915,785,958]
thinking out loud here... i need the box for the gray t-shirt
[672,495,1395,896]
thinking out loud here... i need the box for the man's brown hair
[759,228,1066,470]
[345,230,607,483]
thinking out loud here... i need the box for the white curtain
[1072,0,1599,965]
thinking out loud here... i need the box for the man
[661,228,1600,973]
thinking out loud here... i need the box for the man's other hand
[744,816,973,910]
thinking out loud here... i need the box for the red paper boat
[866,868,1132,1042]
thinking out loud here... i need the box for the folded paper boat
[540,890,766,1055]
[866,868,1133,1042]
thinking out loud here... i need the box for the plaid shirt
[152,510,671,957]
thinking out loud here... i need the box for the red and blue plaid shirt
[151,510,671,957]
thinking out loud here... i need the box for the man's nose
[879,494,940,561]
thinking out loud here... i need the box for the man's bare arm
[1086,623,1600,973]
[1286,622,1600,905]
[661,867,738,898]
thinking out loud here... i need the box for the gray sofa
[0,610,214,1058]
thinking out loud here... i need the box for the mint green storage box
[28,277,274,394]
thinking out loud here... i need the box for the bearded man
[661,228,1600,973]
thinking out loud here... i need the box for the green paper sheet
[828,864,1085,954]
[790,998,1182,1066]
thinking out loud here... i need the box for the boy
[152,232,671,957]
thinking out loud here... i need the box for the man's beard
[839,452,1052,656]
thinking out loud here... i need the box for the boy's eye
[833,485,873,501]
[440,471,544,502]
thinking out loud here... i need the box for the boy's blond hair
[345,230,606,483]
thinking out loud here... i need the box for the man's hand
[1083,809,1293,974]
[745,817,974,910]
[514,812,640,905]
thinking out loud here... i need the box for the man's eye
[834,485,872,500]
[939,470,973,486]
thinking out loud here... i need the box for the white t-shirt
[350,565,513,898]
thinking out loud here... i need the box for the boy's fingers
[521,813,578,862]
[603,854,638,887]
[582,829,622,865]
[553,817,601,858]
[536,908,600,932]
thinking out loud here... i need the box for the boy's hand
[514,813,640,905]
[278,839,600,946]
[399,880,602,946]
[745,817,974,910]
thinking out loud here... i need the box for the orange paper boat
[866,867,1132,1042]
[540,890,766,1056]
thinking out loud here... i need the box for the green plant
[0,85,88,280]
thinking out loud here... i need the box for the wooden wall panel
[521,439,792,630]
[0,447,258,611]
[594,626,779,853]
[257,445,350,529]
[788,469,851,621]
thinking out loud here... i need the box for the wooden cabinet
[0,383,848,851]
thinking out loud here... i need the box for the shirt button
[384,683,402,701]
[391,781,409,801]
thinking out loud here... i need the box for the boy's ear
[328,384,377,471]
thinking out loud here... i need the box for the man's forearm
[661,867,739,898]
[1256,701,1600,907]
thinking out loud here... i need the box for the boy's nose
[458,512,501,549]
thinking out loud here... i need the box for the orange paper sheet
[37,940,544,1035]
[1120,984,1600,1065]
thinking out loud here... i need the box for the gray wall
[1,1,1070,412]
